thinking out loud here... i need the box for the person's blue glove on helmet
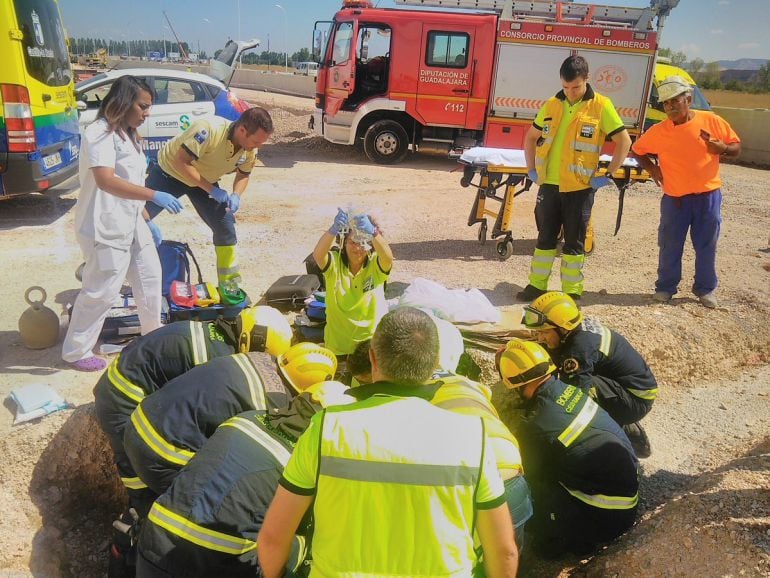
[210,186,230,204]
[328,208,349,235]
[151,191,183,214]
[147,220,163,247]
[353,214,376,236]
[527,169,539,185]
[228,193,241,214]
[590,175,612,190]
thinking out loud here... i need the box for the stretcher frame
[458,148,650,260]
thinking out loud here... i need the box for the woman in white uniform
[62,76,183,371]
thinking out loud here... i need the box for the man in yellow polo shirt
[257,307,519,578]
[519,55,631,303]
[146,107,273,291]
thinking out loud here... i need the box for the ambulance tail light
[227,90,251,114]
[2,84,36,153]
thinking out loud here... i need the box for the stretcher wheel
[496,239,513,260]
[478,221,487,245]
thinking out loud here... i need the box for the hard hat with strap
[237,306,293,357]
[277,343,338,392]
[498,339,556,390]
[523,291,583,331]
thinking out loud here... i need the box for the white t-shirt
[75,119,151,249]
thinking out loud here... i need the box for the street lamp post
[275,4,288,73]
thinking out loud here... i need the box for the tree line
[659,47,770,93]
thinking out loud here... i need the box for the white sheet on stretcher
[459,147,639,169]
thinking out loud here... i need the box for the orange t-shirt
[632,111,740,197]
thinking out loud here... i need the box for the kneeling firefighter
[497,339,639,557]
[136,380,353,578]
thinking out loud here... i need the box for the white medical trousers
[62,234,162,363]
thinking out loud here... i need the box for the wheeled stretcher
[458,147,649,260]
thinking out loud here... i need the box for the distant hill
[715,58,768,71]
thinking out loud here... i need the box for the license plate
[42,152,62,170]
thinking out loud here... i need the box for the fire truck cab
[311,0,678,164]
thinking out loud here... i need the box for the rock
[719,402,728,410]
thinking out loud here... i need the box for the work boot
[698,291,718,309]
[652,291,672,303]
[516,284,546,302]
[623,422,652,459]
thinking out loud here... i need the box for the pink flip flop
[70,356,108,372]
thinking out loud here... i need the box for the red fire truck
[310,0,679,164]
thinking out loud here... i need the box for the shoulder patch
[562,357,580,374]
[193,129,209,144]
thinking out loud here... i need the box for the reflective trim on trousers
[560,482,639,510]
[108,357,145,404]
[628,387,658,401]
[231,354,268,411]
[147,502,255,555]
[529,249,557,290]
[557,397,599,448]
[320,456,479,487]
[130,405,195,466]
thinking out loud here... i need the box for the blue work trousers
[656,189,722,296]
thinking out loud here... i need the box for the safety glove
[112,508,141,548]
[210,186,230,204]
[589,175,612,190]
[146,220,163,247]
[527,169,539,185]
[151,190,183,214]
[228,193,241,214]
[328,208,349,235]
[353,214,376,236]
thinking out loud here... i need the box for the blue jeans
[656,189,722,296]
[504,475,533,552]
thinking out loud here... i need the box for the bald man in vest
[519,55,631,303]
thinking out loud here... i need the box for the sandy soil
[1,90,769,576]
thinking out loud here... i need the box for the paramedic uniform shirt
[158,120,257,187]
[321,251,390,356]
[75,118,151,250]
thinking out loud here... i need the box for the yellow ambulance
[0,0,79,198]
[645,60,712,129]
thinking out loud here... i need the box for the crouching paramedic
[498,339,639,557]
[124,343,337,495]
[145,107,273,290]
[522,292,658,457]
[136,381,353,578]
[93,306,292,514]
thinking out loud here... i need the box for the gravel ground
[0,90,768,576]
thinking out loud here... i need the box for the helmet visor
[522,305,550,328]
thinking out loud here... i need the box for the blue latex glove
[527,169,539,184]
[353,214,376,236]
[210,186,230,204]
[146,220,162,247]
[227,193,241,214]
[151,191,183,214]
[590,175,612,190]
[328,208,348,235]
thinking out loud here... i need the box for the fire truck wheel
[364,120,409,164]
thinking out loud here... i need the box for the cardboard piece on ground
[456,306,535,351]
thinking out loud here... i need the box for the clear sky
[59,0,768,63]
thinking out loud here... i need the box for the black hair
[560,55,589,81]
[96,75,152,144]
[347,339,373,381]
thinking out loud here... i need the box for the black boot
[516,284,546,302]
[623,422,652,459]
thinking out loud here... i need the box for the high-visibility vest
[108,321,210,404]
[430,374,524,474]
[310,396,490,577]
[535,93,609,191]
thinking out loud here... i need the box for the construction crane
[162,10,190,61]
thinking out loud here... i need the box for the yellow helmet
[498,339,556,390]
[277,343,338,392]
[237,306,293,357]
[523,291,583,331]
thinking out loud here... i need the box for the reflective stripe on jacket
[535,93,608,191]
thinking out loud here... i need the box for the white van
[295,61,319,77]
